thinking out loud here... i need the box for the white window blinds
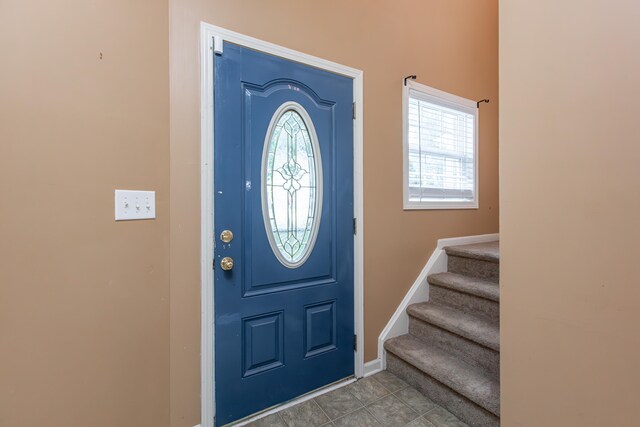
[404,83,478,209]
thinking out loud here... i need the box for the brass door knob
[220,257,234,271]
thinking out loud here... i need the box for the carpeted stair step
[428,272,499,321]
[445,241,500,282]
[408,307,499,379]
[385,334,500,427]
[445,241,500,263]
[407,302,499,352]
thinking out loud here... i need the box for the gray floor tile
[423,407,469,427]
[366,394,419,427]
[346,377,390,405]
[371,370,408,393]
[280,400,330,427]
[333,408,382,427]
[244,413,287,427]
[405,417,437,427]
[394,387,439,415]
[315,387,363,420]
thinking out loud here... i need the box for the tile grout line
[348,376,417,427]
[276,412,288,427]
[254,373,431,427]
[345,380,392,419]
[409,414,437,427]
[364,392,421,427]
[351,373,417,425]
[374,376,435,427]
[384,381,468,427]
[391,387,428,415]
[354,375,392,406]
[314,386,366,423]
[326,384,381,425]
[362,406,383,425]
[311,397,333,425]
[390,383,449,419]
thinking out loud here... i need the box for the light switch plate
[115,190,156,221]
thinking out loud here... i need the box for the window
[403,80,478,209]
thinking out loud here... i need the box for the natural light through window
[403,81,478,209]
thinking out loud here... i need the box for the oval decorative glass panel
[262,102,322,268]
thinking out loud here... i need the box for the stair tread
[385,334,500,416]
[445,241,499,263]
[407,302,500,351]
[428,272,499,302]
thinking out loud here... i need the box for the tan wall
[500,1,640,425]
[0,1,170,427]
[170,0,499,425]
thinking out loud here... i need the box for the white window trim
[402,80,479,210]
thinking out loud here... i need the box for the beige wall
[0,1,169,427]
[0,1,497,425]
[170,0,498,425]
[500,1,640,425]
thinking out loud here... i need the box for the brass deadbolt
[220,230,234,243]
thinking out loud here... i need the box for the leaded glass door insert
[262,102,322,268]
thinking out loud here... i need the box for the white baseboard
[363,359,383,377]
[377,233,499,369]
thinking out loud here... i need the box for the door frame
[199,22,364,427]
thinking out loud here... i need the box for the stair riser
[429,285,499,321]
[387,353,500,427]
[448,255,499,283]
[409,316,499,380]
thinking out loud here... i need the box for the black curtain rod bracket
[404,75,417,86]
[477,99,490,108]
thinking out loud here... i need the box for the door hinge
[354,334,358,351]
[353,218,357,235]
[352,102,356,120]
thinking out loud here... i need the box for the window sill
[403,201,479,210]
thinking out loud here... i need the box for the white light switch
[115,190,156,221]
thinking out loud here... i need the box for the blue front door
[213,42,355,426]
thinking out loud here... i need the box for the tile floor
[242,371,469,427]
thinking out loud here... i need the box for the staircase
[384,241,500,427]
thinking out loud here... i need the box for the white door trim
[199,22,364,427]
